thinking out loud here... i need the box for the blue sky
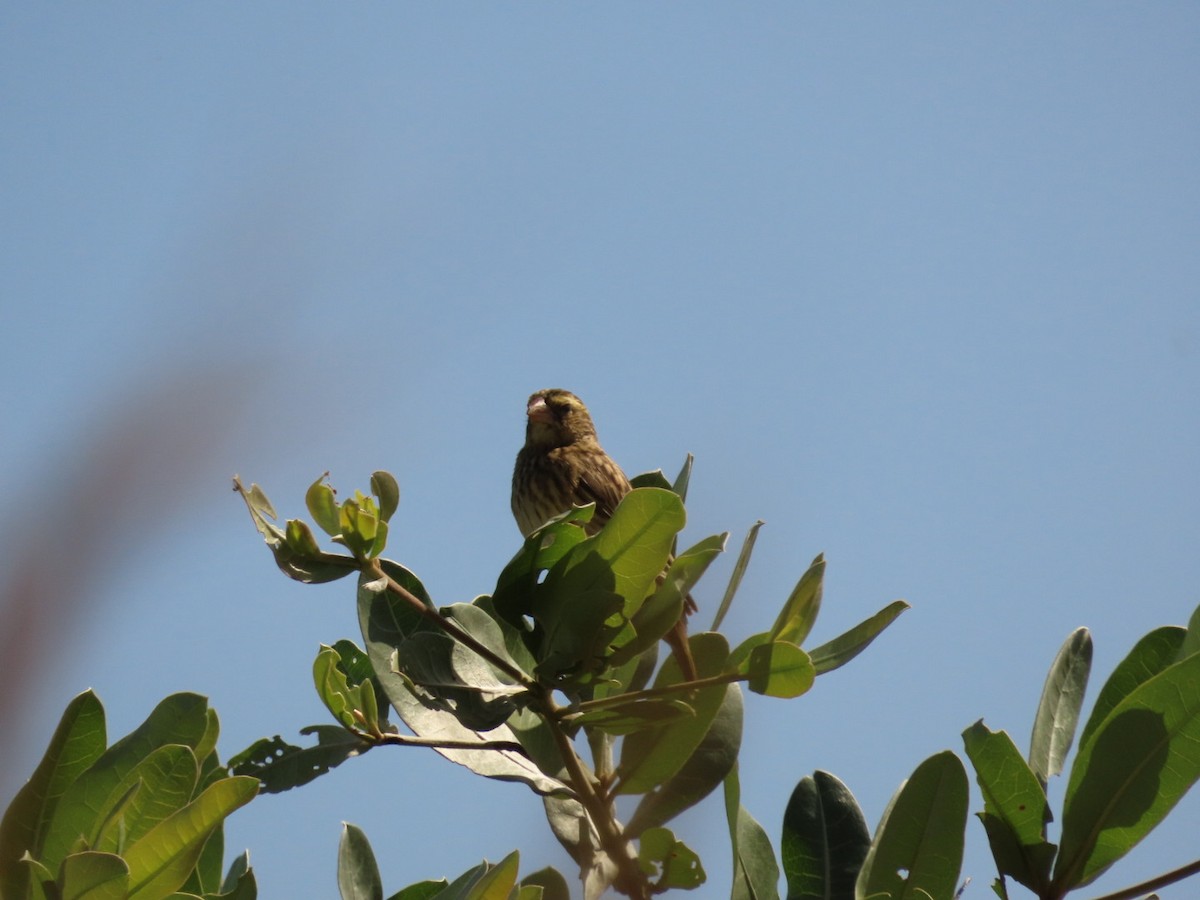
[3,5,1198,897]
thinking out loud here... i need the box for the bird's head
[523,389,598,449]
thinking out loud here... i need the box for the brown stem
[374,732,530,755]
[537,686,650,900]
[1083,857,1200,900]
[365,559,533,687]
[569,671,744,715]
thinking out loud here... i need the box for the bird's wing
[575,454,632,529]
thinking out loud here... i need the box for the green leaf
[781,771,869,900]
[59,851,129,900]
[358,573,567,796]
[769,554,825,647]
[808,600,908,676]
[517,867,570,900]
[218,851,255,898]
[339,498,379,559]
[0,690,106,900]
[855,750,968,900]
[626,684,743,838]
[961,722,1054,894]
[1028,627,1092,787]
[1053,649,1200,890]
[314,645,361,730]
[1176,603,1200,661]
[42,694,211,870]
[338,823,382,900]
[393,629,520,733]
[123,776,258,900]
[638,827,705,891]
[526,489,684,680]
[194,709,220,770]
[725,763,781,900]
[93,745,199,854]
[629,469,672,490]
[584,487,685,615]
[388,881,447,900]
[306,475,342,536]
[491,511,591,630]
[1077,625,1186,751]
[462,850,519,899]
[618,634,730,795]
[671,454,694,500]
[234,477,356,584]
[745,641,815,699]
[227,728,370,793]
[609,533,727,669]
[370,471,400,523]
[284,519,322,558]
[711,521,764,632]
[572,697,696,736]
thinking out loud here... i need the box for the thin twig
[1084,857,1200,900]
[569,671,743,715]
[537,686,650,900]
[365,558,534,687]
[374,732,530,756]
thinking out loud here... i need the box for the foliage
[0,692,258,900]
[6,465,1200,900]
[227,469,905,899]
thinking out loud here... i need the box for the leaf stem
[536,686,650,900]
[1084,857,1200,900]
[365,559,535,688]
[568,671,744,715]
[373,732,530,756]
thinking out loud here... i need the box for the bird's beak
[527,396,554,424]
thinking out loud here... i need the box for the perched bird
[512,388,698,680]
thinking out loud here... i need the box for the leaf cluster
[227,469,906,898]
[0,692,258,900]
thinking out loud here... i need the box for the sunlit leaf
[711,521,763,632]
[609,533,727,668]
[638,827,705,891]
[41,694,211,870]
[462,849,519,899]
[769,554,824,647]
[745,641,814,699]
[855,751,968,900]
[58,851,129,900]
[618,634,730,795]
[93,745,199,854]
[315,645,360,730]
[123,776,258,900]
[808,600,908,676]
[1054,651,1200,890]
[1077,625,1185,751]
[305,476,341,536]
[0,691,105,900]
[962,722,1054,894]
[370,471,400,523]
[1029,628,1092,787]
[284,518,322,557]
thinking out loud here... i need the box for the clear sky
[3,5,1198,898]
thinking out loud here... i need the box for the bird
[511,388,698,681]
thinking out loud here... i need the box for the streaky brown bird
[511,388,698,681]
